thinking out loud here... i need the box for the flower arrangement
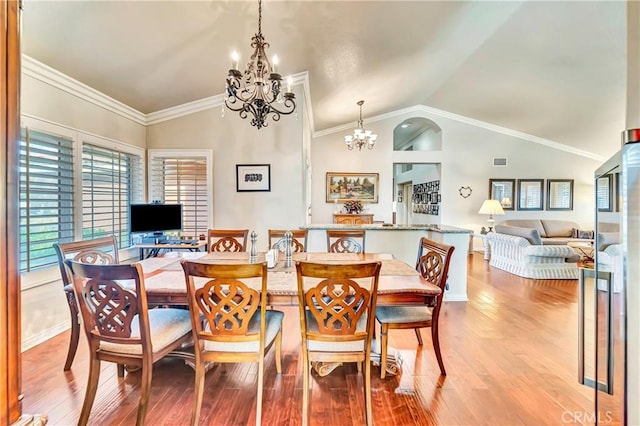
[344,199,363,214]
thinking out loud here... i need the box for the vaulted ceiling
[22,0,627,159]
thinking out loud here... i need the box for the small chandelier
[224,0,296,129]
[345,100,377,151]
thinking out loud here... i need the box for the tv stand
[135,240,206,259]
[141,233,167,244]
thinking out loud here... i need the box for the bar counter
[300,223,472,302]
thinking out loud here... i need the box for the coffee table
[568,241,595,263]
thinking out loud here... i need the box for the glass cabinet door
[593,163,624,425]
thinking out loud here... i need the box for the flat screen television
[129,203,183,234]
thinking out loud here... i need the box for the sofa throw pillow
[571,228,595,239]
[494,225,543,245]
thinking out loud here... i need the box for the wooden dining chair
[326,229,366,254]
[181,260,283,426]
[375,237,455,378]
[53,235,120,371]
[206,229,249,252]
[65,260,193,426]
[295,261,381,426]
[268,229,308,253]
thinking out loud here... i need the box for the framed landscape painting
[326,172,379,203]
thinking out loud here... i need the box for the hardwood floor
[22,254,594,425]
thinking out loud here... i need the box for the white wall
[22,75,146,148]
[311,108,601,236]
[145,87,306,251]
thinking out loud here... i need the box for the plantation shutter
[19,128,75,272]
[149,154,209,238]
[82,143,143,248]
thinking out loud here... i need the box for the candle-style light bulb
[286,76,293,93]
[231,51,239,70]
[272,55,279,73]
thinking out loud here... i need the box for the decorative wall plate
[458,186,472,198]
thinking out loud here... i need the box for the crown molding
[22,55,146,125]
[314,104,605,161]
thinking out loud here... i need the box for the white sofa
[486,232,579,279]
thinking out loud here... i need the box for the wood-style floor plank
[22,253,594,425]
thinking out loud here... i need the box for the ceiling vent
[492,157,508,167]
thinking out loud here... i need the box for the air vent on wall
[493,157,508,167]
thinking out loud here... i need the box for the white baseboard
[22,322,69,352]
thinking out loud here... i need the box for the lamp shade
[478,199,505,215]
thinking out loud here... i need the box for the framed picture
[517,179,544,210]
[597,174,613,212]
[236,164,271,192]
[488,179,515,210]
[326,172,379,203]
[546,179,574,211]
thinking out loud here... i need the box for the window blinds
[82,143,143,248]
[19,128,75,272]
[149,155,209,238]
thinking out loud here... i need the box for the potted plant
[344,200,363,214]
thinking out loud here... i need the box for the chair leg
[380,324,388,379]
[255,358,265,426]
[191,362,206,426]
[117,364,125,377]
[364,354,373,426]
[414,327,423,346]
[357,361,362,373]
[431,322,446,376]
[78,357,101,426]
[135,358,153,426]
[64,292,80,371]
[275,329,282,374]
[301,354,310,426]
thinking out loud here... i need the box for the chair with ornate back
[207,229,249,252]
[53,235,120,371]
[326,229,366,254]
[295,261,381,426]
[375,237,455,378]
[65,260,192,426]
[268,229,308,253]
[181,260,283,426]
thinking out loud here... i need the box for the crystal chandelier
[345,100,377,151]
[224,0,296,129]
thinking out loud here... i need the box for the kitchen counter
[301,223,472,302]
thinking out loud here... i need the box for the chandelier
[224,0,296,129]
[345,100,377,151]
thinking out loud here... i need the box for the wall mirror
[517,179,544,210]
[546,179,574,211]
[488,179,515,210]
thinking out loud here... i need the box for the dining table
[135,251,442,376]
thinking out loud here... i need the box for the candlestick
[272,55,279,73]
[286,76,292,93]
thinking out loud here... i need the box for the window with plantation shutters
[82,143,144,248]
[19,127,75,272]
[148,150,211,238]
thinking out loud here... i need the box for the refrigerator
[579,129,640,425]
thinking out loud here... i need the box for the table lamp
[478,199,505,232]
